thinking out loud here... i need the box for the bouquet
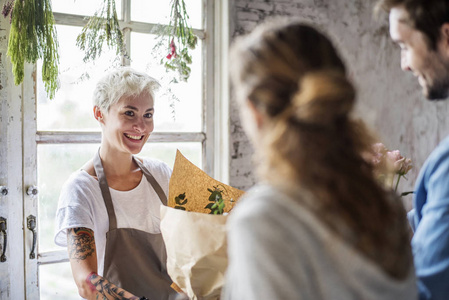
[160,150,245,300]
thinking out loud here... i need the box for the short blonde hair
[93,67,161,112]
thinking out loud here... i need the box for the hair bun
[287,70,355,126]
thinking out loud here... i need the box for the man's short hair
[376,0,449,50]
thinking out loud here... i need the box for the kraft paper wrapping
[161,206,228,300]
[160,150,244,300]
[168,150,244,213]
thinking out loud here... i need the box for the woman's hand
[86,272,140,300]
[67,227,139,300]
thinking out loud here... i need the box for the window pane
[37,25,121,131]
[130,32,203,132]
[52,0,122,19]
[39,262,78,300]
[131,0,202,29]
[139,142,202,169]
[38,144,100,252]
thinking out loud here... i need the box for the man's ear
[93,106,104,123]
[439,23,449,53]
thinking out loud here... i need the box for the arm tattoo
[68,227,95,261]
[87,273,140,300]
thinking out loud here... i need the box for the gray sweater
[222,184,418,300]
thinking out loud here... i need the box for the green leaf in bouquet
[205,185,226,215]
[174,192,188,210]
[208,190,221,202]
[175,192,187,205]
[204,203,214,209]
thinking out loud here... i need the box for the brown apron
[93,151,181,299]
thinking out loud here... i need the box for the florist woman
[55,67,185,300]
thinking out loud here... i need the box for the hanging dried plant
[2,0,14,22]
[76,0,126,62]
[154,0,198,82]
[5,0,60,99]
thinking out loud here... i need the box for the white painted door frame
[0,13,26,298]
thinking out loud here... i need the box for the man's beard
[425,56,449,101]
[426,77,449,100]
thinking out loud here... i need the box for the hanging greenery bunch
[76,0,126,62]
[155,0,198,82]
[5,0,60,99]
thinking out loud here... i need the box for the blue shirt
[413,135,449,300]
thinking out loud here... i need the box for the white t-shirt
[54,157,172,276]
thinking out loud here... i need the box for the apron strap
[93,149,118,231]
[93,149,168,231]
[133,157,168,205]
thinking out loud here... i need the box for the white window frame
[50,0,222,176]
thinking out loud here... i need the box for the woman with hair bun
[222,20,418,300]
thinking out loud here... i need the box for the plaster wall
[229,0,449,209]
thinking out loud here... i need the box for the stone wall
[228,0,449,209]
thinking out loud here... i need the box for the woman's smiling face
[100,91,154,155]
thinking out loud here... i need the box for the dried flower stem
[156,0,198,82]
[395,174,401,192]
[76,0,126,62]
